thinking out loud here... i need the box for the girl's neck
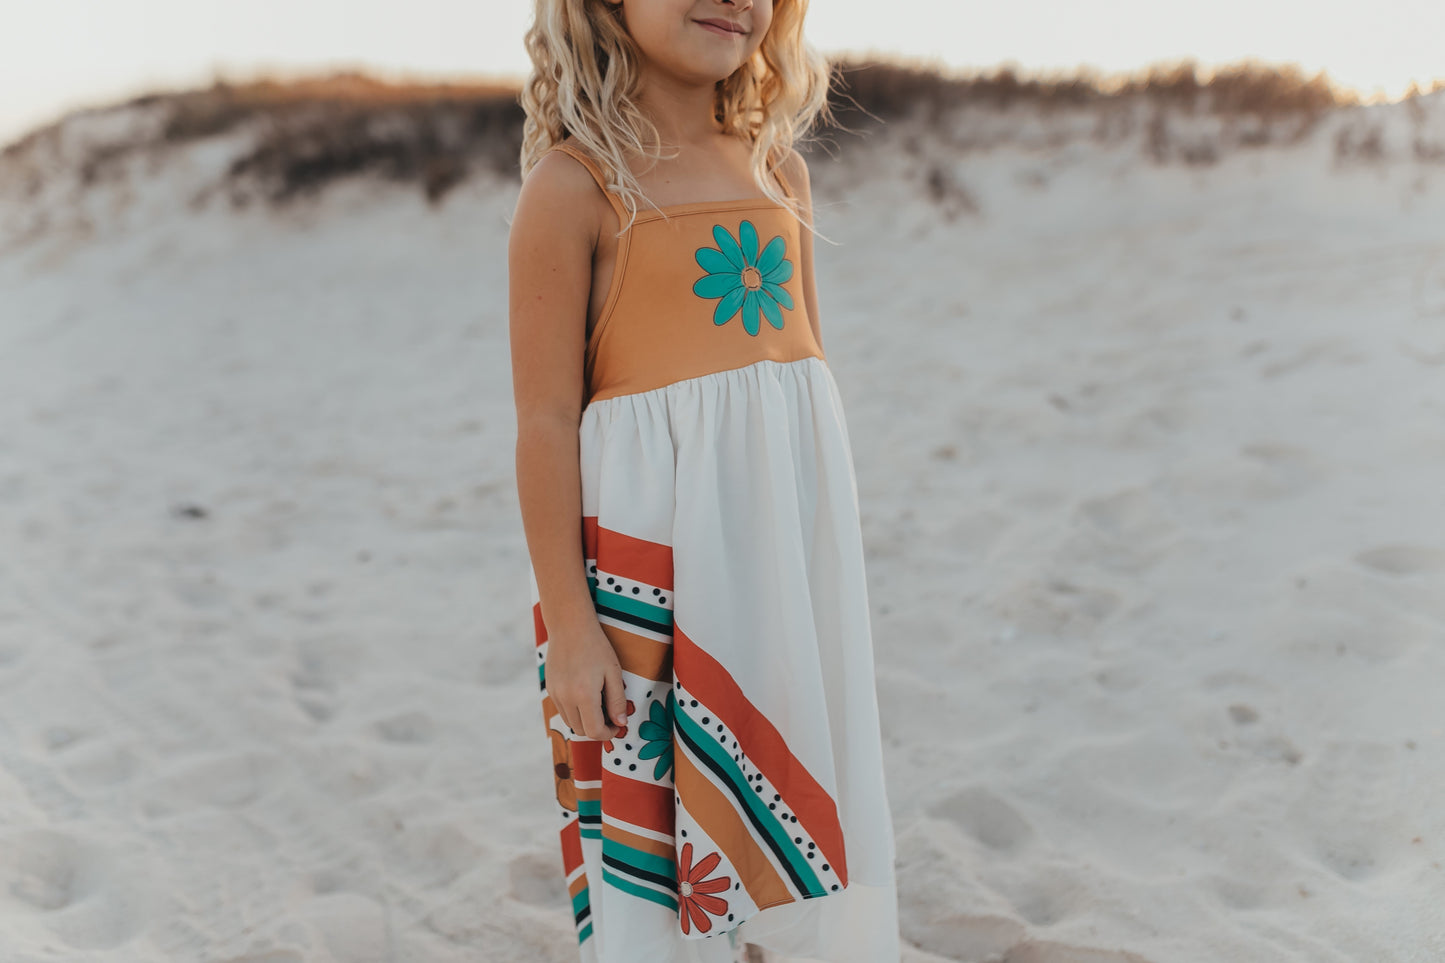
[632,71,729,151]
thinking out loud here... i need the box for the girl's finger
[578,696,615,741]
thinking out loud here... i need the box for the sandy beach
[1,85,1442,961]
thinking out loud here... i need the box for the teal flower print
[637,689,675,781]
[692,220,794,336]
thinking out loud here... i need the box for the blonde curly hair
[518,0,835,238]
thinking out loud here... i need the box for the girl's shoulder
[529,138,630,230]
[537,136,615,182]
[520,140,608,214]
[511,143,613,254]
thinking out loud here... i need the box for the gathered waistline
[582,355,830,413]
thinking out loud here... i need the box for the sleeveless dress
[526,139,899,963]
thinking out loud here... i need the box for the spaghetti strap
[550,139,795,218]
[545,140,631,224]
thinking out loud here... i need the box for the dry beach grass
[5,55,1438,210]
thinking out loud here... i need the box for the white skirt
[529,356,899,963]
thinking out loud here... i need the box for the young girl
[508,2,898,960]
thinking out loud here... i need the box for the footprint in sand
[999,941,1156,963]
[1288,739,1410,883]
[373,710,435,744]
[1353,544,1445,576]
[927,785,1037,854]
[0,829,151,948]
[1220,706,1305,766]
[1266,561,1434,663]
[1400,247,1445,361]
[994,576,1122,635]
[1411,245,1445,318]
[0,642,31,692]
[1227,703,1260,724]
[289,638,343,722]
[1007,875,1086,928]
[1077,488,1175,542]
[144,749,280,809]
[1236,442,1327,498]
[508,849,570,907]
[1072,487,1179,574]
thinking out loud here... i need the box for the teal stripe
[577,921,593,943]
[577,798,601,819]
[570,887,590,917]
[603,835,677,882]
[580,826,601,839]
[675,708,824,895]
[590,583,674,627]
[602,867,679,911]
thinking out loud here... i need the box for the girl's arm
[508,150,628,740]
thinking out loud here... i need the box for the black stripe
[602,852,679,893]
[675,720,813,896]
[575,903,590,925]
[593,602,672,636]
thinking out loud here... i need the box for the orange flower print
[676,841,731,935]
[548,727,577,812]
[602,699,636,753]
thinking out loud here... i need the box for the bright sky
[2,0,1442,146]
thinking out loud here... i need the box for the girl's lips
[695,19,745,38]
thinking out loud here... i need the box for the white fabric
[537,356,899,963]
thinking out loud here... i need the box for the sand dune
[1,87,1443,962]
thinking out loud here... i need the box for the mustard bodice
[542,141,826,406]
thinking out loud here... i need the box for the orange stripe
[601,623,673,681]
[560,818,584,873]
[601,769,676,838]
[674,625,848,884]
[583,516,674,590]
[570,740,603,782]
[602,822,675,859]
[675,741,793,908]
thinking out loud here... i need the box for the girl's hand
[545,620,630,740]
